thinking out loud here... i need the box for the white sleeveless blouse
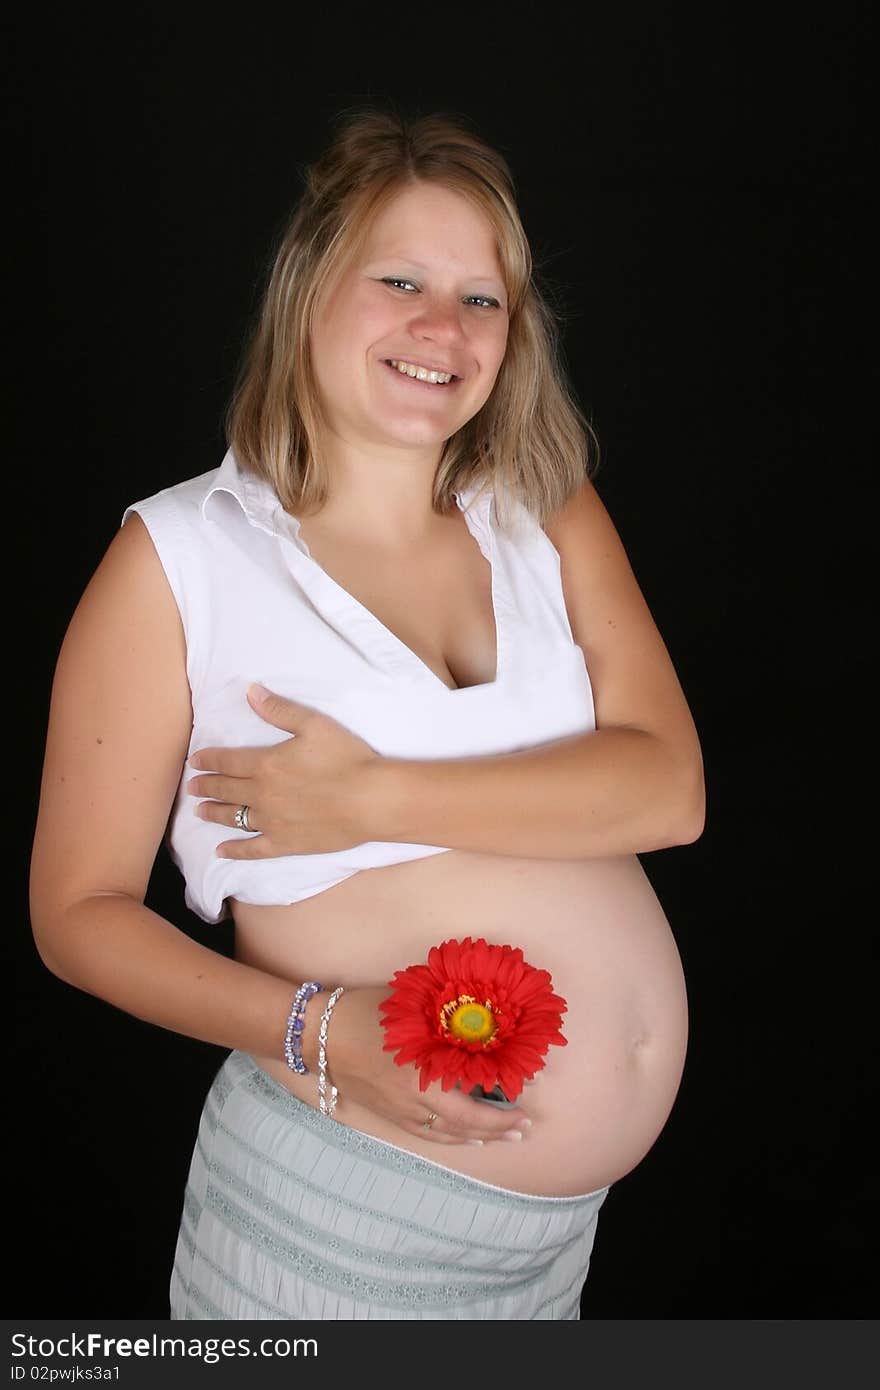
[124,450,596,923]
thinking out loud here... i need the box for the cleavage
[295,512,497,691]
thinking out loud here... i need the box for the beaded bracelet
[317,986,345,1118]
[283,981,323,1075]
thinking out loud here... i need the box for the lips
[385,358,459,386]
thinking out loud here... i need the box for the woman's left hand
[187,684,384,858]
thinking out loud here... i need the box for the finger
[407,1118,531,1147]
[216,834,290,861]
[441,1101,533,1141]
[412,1129,482,1147]
[195,799,259,831]
[187,774,253,802]
[407,1117,483,1147]
[247,684,320,731]
[414,1099,532,1143]
[189,746,263,776]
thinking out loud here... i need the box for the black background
[10,5,877,1318]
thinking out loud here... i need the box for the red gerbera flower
[378,936,567,1101]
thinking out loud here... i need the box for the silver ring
[421,1111,439,1131]
[233,804,252,832]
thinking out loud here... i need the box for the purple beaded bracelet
[283,981,322,1075]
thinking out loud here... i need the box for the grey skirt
[170,1050,609,1320]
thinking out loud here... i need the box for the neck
[309,427,447,547]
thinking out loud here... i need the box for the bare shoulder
[32,514,193,908]
[541,475,598,544]
[540,477,648,636]
[540,478,700,760]
[542,477,621,561]
[76,509,177,612]
[57,512,186,677]
[57,510,191,733]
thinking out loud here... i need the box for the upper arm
[544,479,701,762]
[30,513,193,934]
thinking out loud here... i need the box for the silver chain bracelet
[317,986,345,1118]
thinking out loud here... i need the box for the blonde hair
[227,108,597,528]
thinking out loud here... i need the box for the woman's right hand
[321,986,533,1146]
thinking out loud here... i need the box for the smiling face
[309,181,510,458]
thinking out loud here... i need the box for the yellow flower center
[441,995,498,1044]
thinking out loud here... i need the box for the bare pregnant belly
[232,850,689,1197]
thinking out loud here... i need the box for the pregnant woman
[30,109,703,1320]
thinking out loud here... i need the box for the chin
[377,418,459,450]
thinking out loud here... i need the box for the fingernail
[515,1117,533,1131]
[466,1139,484,1147]
[189,755,202,769]
[248,682,270,701]
[500,1129,523,1142]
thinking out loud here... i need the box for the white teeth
[390,359,453,385]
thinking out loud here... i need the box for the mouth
[384,358,460,387]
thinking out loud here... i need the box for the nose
[409,294,466,347]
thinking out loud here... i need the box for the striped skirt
[170,1051,609,1320]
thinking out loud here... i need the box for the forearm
[34,894,305,1063]
[371,726,705,859]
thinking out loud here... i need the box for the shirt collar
[201,449,284,535]
[201,447,487,536]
